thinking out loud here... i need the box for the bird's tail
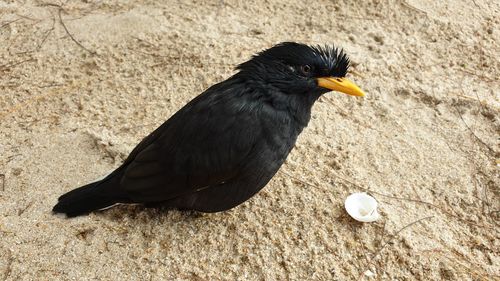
[53,174,129,217]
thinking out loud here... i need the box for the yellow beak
[317,77,365,97]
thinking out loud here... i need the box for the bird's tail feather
[53,174,128,217]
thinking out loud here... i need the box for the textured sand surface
[1,0,499,280]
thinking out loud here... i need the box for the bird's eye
[301,65,311,75]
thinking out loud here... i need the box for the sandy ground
[1,0,499,280]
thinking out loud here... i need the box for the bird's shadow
[94,204,211,226]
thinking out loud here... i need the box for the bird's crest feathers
[237,42,350,77]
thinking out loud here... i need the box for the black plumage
[53,42,364,217]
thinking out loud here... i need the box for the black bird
[53,42,365,217]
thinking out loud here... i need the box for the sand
[0,0,499,280]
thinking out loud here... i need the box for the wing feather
[120,82,261,202]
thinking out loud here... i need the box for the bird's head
[237,42,365,98]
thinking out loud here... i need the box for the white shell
[345,192,380,222]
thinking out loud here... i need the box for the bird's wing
[120,84,261,202]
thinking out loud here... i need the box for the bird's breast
[259,111,303,159]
